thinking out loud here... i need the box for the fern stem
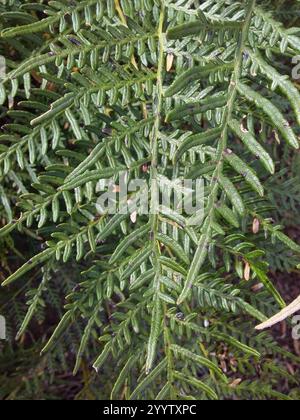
[178,0,257,305]
[211,0,257,196]
[145,1,166,374]
[0,0,99,38]
[149,0,165,246]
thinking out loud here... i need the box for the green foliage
[1,0,300,400]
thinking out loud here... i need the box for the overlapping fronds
[1,0,300,400]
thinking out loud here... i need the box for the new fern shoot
[1,0,300,400]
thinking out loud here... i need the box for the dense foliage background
[1,0,300,400]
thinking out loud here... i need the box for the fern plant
[1,0,300,400]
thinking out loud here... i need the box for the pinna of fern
[0,0,300,400]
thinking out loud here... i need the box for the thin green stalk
[178,0,257,305]
[145,1,166,374]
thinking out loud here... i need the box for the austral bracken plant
[1,0,300,400]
